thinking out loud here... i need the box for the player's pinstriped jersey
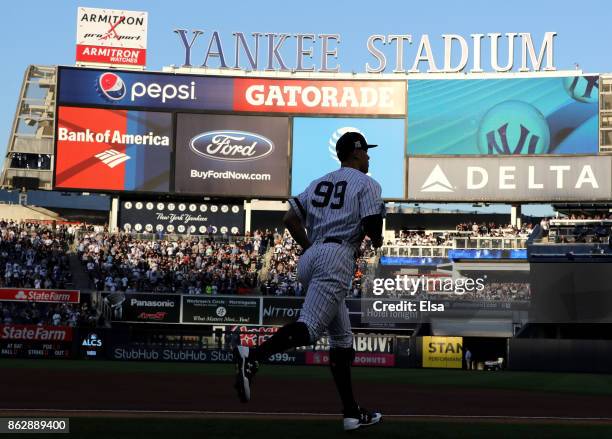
[288,167,385,247]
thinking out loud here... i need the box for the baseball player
[234,131,385,431]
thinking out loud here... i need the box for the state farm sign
[0,325,72,342]
[0,288,80,303]
[233,79,406,115]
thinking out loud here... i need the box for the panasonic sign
[407,156,612,202]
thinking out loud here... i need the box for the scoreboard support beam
[109,197,119,232]
[244,200,252,233]
[511,204,522,228]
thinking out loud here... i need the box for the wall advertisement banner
[109,293,181,324]
[174,114,290,197]
[0,288,80,303]
[0,325,72,342]
[55,107,172,193]
[422,336,463,369]
[407,156,612,202]
[58,67,234,111]
[181,296,260,325]
[305,351,396,367]
[111,346,304,364]
[261,297,303,326]
[234,78,406,115]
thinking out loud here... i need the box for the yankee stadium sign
[174,30,556,73]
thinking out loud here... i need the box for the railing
[74,229,262,244]
[382,236,528,257]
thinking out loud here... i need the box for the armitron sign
[76,7,148,67]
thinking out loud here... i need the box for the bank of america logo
[421,165,454,192]
[95,150,131,168]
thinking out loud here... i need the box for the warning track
[2,363,612,424]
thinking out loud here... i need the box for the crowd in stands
[261,230,302,296]
[387,223,534,247]
[1,301,98,327]
[0,218,539,303]
[0,220,104,327]
[427,282,531,302]
[455,222,533,237]
[77,231,272,295]
[563,213,612,221]
[259,230,376,297]
[0,220,74,289]
[382,280,531,302]
[388,230,452,247]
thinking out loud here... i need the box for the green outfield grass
[4,418,611,439]
[2,358,612,397]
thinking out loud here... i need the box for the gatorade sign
[422,336,463,369]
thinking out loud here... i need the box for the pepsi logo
[98,72,126,101]
[190,131,274,161]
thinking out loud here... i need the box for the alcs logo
[82,333,103,347]
[96,72,196,104]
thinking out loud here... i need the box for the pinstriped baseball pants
[297,242,354,349]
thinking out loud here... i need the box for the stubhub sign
[58,67,233,110]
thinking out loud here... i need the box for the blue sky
[3,0,611,215]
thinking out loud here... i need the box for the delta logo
[97,72,126,101]
[419,162,601,193]
[421,165,454,193]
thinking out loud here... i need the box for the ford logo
[190,130,274,162]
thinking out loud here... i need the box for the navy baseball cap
[336,132,378,161]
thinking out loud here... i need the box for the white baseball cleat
[343,407,383,431]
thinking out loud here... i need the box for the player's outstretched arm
[283,208,311,251]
